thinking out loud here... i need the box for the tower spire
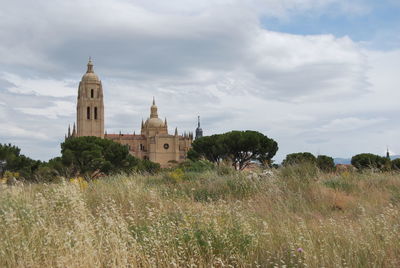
[195,115,203,140]
[87,57,94,73]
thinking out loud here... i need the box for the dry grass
[1,165,400,267]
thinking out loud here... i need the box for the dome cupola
[150,97,158,118]
[145,97,165,128]
[81,57,99,82]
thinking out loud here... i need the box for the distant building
[66,59,193,167]
[195,116,203,140]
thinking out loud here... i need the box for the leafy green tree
[187,148,201,161]
[190,131,278,170]
[222,131,278,170]
[38,157,74,179]
[351,153,388,170]
[282,152,316,166]
[317,155,335,172]
[0,143,40,180]
[190,135,227,164]
[0,143,20,159]
[61,136,143,175]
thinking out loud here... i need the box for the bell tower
[76,58,104,138]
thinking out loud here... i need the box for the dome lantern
[150,97,158,118]
[81,57,99,82]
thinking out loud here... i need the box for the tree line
[282,152,336,172]
[281,152,400,171]
[189,132,400,172]
[0,137,160,182]
[1,130,399,182]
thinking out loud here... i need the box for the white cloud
[1,73,76,97]
[240,31,366,101]
[317,117,386,132]
[0,124,49,140]
[364,49,400,109]
[16,101,75,119]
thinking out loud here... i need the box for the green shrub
[317,155,335,172]
[282,152,316,166]
[351,153,389,170]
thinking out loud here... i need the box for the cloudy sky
[0,0,399,162]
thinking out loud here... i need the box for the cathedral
[66,59,203,167]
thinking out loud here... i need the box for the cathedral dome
[82,72,99,82]
[146,117,164,128]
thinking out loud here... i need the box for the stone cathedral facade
[66,59,197,167]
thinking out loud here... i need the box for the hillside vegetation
[1,164,400,267]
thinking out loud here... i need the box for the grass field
[1,164,400,267]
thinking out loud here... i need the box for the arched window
[87,107,90,119]
[94,107,98,120]
[91,89,94,98]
